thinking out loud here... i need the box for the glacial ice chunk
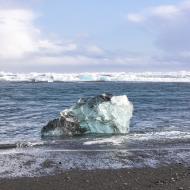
[41,93,133,136]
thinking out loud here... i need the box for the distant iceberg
[41,93,133,136]
[0,71,190,82]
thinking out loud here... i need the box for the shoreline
[0,164,190,190]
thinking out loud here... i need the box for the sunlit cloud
[127,13,145,23]
[126,0,190,69]
[0,1,190,72]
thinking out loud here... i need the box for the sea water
[0,81,190,177]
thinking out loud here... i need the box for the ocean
[0,79,190,177]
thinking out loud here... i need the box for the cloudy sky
[0,0,190,73]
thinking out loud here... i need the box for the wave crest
[1,71,190,82]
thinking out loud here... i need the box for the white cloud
[124,0,190,70]
[127,2,189,23]
[0,8,79,60]
[1,2,189,72]
[0,4,140,69]
[38,40,78,54]
[179,51,190,58]
[127,1,190,53]
[0,9,38,58]
[0,8,105,69]
[150,5,180,19]
[85,45,104,55]
[127,13,145,23]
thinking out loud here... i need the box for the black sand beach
[0,164,190,190]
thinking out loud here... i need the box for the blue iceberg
[41,93,133,137]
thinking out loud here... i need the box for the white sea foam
[83,131,190,145]
[1,71,190,82]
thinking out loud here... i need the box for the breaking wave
[1,71,190,82]
[83,131,190,146]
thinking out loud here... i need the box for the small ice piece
[41,93,133,137]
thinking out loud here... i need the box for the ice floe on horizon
[0,71,190,82]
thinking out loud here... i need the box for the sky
[0,0,190,73]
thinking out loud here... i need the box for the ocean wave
[83,131,190,145]
[0,71,190,82]
[0,141,44,150]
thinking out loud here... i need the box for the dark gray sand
[0,165,190,190]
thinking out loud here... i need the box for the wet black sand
[0,164,190,190]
